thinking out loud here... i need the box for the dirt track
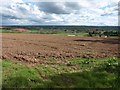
[1,33,119,64]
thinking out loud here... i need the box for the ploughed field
[1,33,119,64]
[1,33,120,88]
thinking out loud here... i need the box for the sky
[0,0,119,26]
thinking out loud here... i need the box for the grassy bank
[2,57,119,88]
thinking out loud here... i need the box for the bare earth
[1,33,119,64]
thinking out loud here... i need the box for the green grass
[0,29,28,33]
[0,29,88,36]
[52,32,89,36]
[2,57,119,88]
[1,29,119,37]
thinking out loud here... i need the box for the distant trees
[88,29,119,37]
[88,32,93,36]
[103,31,119,36]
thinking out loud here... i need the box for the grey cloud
[15,4,29,15]
[101,13,114,16]
[37,2,71,14]
[65,2,81,10]
[29,17,43,23]
[36,2,81,14]
[18,6,28,13]
[2,18,17,25]
[1,13,22,20]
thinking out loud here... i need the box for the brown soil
[1,33,119,64]
[15,28,30,32]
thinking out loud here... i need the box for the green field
[0,29,89,37]
[2,57,119,88]
[1,25,119,37]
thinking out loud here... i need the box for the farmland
[1,26,120,88]
[2,33,119,62]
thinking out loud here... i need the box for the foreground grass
[2,57,120,88]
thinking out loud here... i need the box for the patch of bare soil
[14,28,30,32]
[1,33,119,65]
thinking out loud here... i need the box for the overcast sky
[0,0,119,26]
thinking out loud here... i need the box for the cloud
[37,2,69,14]
[0,0,119,26]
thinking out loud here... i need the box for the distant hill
[0,25,119,31]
